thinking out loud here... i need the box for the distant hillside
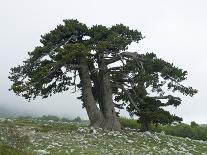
[0,106,36,118]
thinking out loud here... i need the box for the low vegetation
[119,117,207,141]
[0,117,207,154]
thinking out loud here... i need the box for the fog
[0,0,206,123]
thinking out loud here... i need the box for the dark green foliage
[9,19,91,100]
[114,53,197,131]
[9,19,143,101]
[120,117,207,141]
[38,115,60,121]
[190,121,199,127]
[9,19,197,131]
[152,123,207,141]
[119,117,140,129]
[73,116,82,123]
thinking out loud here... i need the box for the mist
[0,0,206,123]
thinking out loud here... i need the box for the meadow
[0,117,207,155]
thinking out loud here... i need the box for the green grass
[0,117,207,154]
[119,117,207,141]
[119,117,140,129]
[0,144,33,155]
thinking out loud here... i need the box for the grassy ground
[0,118,207,155]
[119,117,207,141]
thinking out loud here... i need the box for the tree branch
[146,95,181,102]
[65,64,81,70]
[105,52,143,65]
[112,83,140,112]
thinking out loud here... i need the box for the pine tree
[113,53,197,131]
[9,19,197,131]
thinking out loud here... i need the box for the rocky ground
[0,118,207,155]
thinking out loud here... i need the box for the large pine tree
[9,19,197,130]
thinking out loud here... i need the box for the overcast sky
[0,0,206,123]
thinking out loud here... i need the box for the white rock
[127,140,134,143]
[144,131,151,136]
[35,150,49,155]
[6,119,13,122]
[153,135,160,141]
[160,131,165,136]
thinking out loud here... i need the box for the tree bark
[98,57,121,130]
[79,58,121,131]
[79,59,104,127]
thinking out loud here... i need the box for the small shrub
[120,117,207,141]
[35,123,78,133]
[190,121,199,127]
[73,116,82,123]
[119,117,140,129]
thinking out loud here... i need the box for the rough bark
[79,58,121,131]
[79,59,104,126]
[98,57,121,130]
[88,63,104,112]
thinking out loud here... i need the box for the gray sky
[0,0,206,123]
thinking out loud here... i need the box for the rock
[6,119,13,122]
[153,135,160,141]
[127,140,134,143]
[144,131,151,136]
[160,131,165,136]
[89,128,97,134]
[35,150,49,155]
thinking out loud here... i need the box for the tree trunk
[98,57,121,130]
[79,59,121,131]
[140,120,149,132]
[79,60,104,127]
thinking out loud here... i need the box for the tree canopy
[9,19,197,131]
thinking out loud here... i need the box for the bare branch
[50,35,78,55]
[105,52,143,65]
[112,83,140,112]
[65,64,81,70]
[72,70,77,93]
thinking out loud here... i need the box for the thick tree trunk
[99,58,121,131]
[79,60,104,126]
[79,59,121,131]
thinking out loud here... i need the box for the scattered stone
[35,150,49,155]
[144,131,152,136]
[153,135,160,141]
[160,131,165,136]
[127,140,134,143]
